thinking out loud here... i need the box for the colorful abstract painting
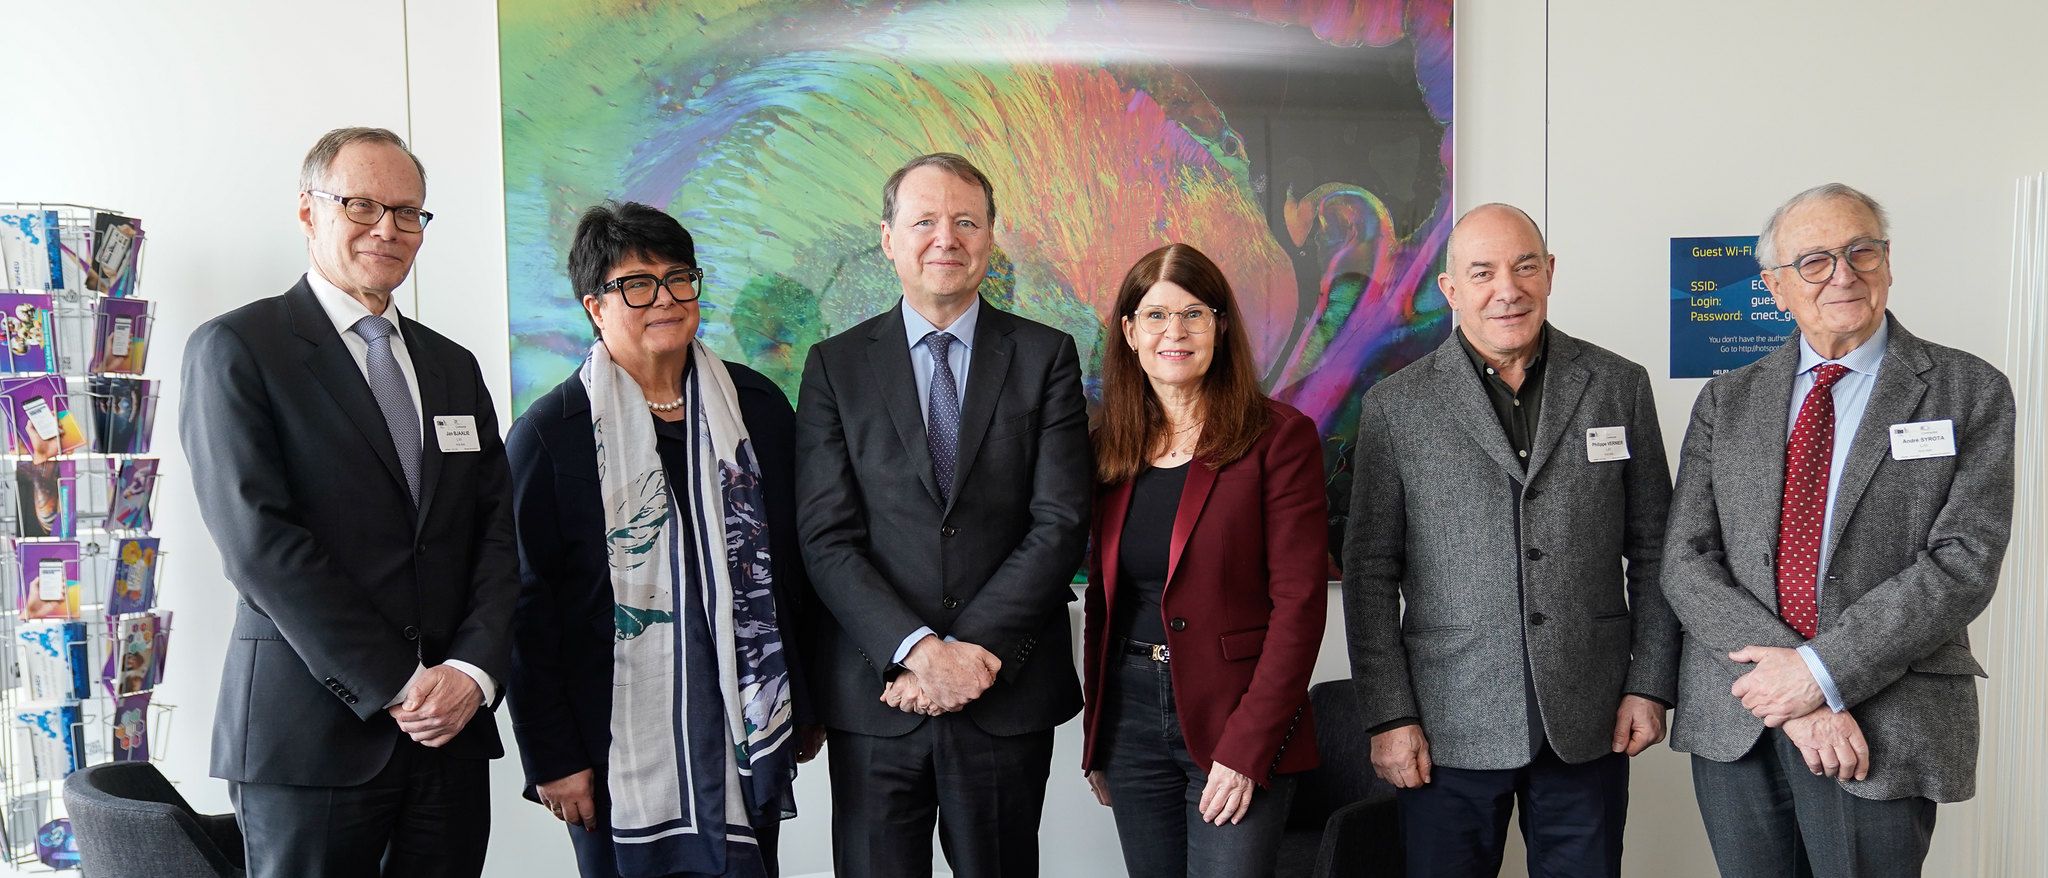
[500,0,1453,514]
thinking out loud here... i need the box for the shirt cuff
[384,663,428,709]
[893,628,937,666]
[1625,692,1673,710]
[1795,645,1845,712]
[443,659,497,706]
[1368,717,1421,735]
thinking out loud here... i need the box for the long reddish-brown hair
[1094,243,1270,484]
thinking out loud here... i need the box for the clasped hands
[386,664,483,748]
[881,635,1001,716]
[1730,645,1869,781]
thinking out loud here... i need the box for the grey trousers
[1691,731,1936,878]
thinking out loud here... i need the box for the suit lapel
[866,305,942,506]
[288,282,408,498]
[1522,328,1589,484]
[1822,316,1929,568]
[1732,337,1800,603]
[1430,336,1525,480]
[1164,460,1218,591]
[946,305,1013,514]
[407,320,447,531]
[1096,479,1136,610]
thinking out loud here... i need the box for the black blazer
[794,300,1091,737]
[503,360,815,795]
[180,278,518,787]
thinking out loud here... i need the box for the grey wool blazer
[1662,313,2015,803]
[1343,325,1678,770]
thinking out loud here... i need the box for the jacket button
[1169,618,1187,632]
[403,626,420,640]
[1529,612,1547,626]
[1525,547,1544,561]
[941,526,958,538]
[1524,489,1541,502]
[942,595,960,610]
[416,542,428,556]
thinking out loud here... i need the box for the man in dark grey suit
[1663,183,2015,877]
[1344,203,1678,877]
[180,127,518,877]
[795,152,1090,878]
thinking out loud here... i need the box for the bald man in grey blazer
[1344,204,1677,877]
[1663,183,2015,877]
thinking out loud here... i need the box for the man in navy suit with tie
[795,152,1092,878]
[181,127,518,878]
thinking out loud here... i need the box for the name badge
[1889,419,1956,460]
[434,415,482,453]
[1586,426,1630,462]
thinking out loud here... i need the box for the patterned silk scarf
[581,339,795,878]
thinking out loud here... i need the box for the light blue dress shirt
[893,297,981,665]
[1786,319,1889,712]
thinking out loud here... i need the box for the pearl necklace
[647,397,685,413]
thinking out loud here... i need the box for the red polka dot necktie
[1775,363,1851,639]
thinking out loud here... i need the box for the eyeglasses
[1129,306,1219,335]
[1772,239,1888,284]
[306,190,434,232]
[593,267,704,307]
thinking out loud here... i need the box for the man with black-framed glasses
[1663,182,2016,877]
[181,126,518,877]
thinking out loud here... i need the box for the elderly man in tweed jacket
[1343,203,1678,877]
[1662,183,2015,878]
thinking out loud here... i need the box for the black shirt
[1455,325,1548,469]
[1112,461,1191,645]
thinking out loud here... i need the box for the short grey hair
[881,152,995,226]
[298,127,427,193]
[1756,183,1888,269]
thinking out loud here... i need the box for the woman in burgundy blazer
[1080,243,1328,878]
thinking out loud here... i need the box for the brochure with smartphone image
[0,376,86,460]
[90,297,150,374]
[86,212,142,297]
[16,541,80,621]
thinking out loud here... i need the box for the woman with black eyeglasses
[504,201,823,878]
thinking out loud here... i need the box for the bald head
[1446,203,1546,270]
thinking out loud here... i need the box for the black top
[1456,325,1548,469]
[1112,461,1190,645]
[651,414,699,535]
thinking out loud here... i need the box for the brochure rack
[0,203,168,871]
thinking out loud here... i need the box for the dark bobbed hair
[882,153,996,226]
[1094,243,1269,484]
[568,201,698,313]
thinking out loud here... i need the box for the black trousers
[826,715,1054,878]
[1097,651,1296,878]
[230,738,491,878]
[1691,731,1936,878]
[1396,742,1629,878]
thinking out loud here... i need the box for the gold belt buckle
[1150,643,1170,663]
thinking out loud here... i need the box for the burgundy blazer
[1080,400,1328,786]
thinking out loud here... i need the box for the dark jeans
[230,738,491,878]
[1691,731,1936,878]
[1098,650,1296,878]
[1396,741,1629,878]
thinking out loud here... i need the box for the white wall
[4,0,2043,875]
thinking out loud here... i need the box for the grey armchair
[1276,679,1403,876]
[62,761,244,878]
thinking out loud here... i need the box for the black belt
[1119,638,1170,663]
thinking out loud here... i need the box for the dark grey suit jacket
[1663,313,2014,803]
[1344,326,1678,769]
[180,278,519,786]
[795,299,1090,737]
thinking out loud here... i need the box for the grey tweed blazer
[1343,325,1678,770]
[1662,312,2015,803]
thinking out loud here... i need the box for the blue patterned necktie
[352,314,422,506]
[924,331,960,503]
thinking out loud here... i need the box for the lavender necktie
[924,331,960,503]
[352,314,421,505]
